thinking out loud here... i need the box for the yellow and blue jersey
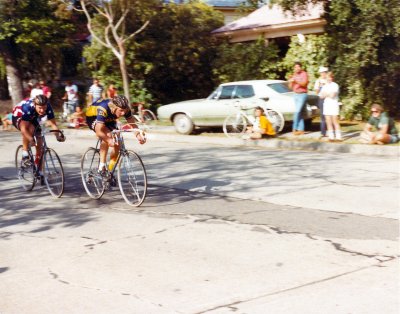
[86,99,132,128]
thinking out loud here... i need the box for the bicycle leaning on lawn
[131,102,157,124]
[80,127,147,207]
[15,124,65,198]
[223,104,285,138]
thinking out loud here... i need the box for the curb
[62,128,400,157]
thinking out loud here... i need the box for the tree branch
[123,20,150,43]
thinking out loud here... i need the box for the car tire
[173,114,194,135]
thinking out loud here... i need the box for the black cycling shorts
[86,116,117,132]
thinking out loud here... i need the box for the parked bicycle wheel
[117,150,147,207]
[223,112,248,138]
[43,148,65,198]
[15,145,36,191]
[266,109,285,133]
[81,147,105,199]
[142,109,157,122]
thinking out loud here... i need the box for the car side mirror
[261,97,269,102]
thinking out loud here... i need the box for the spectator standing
[288,62,309,135]
[314,66,329,138]
[87,78,104,105]
[320,72,342,141]
[62,80,79,119]
[30,82,44,99]
[360,104,399,144]
[40,80,52,99]
[107,83,118,98]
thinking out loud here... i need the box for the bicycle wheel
[43,148,65,198]
[223,112,248,138]
[142,109,157,122]
[81,147,105,199]
[15,145,36,191]
[266,109,285,133]
[117,150,147,207]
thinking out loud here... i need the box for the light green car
[157,80,319,134]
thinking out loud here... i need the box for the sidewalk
[62,125,400,157]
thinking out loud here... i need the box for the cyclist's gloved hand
[57,132,66,142]
[136,131,146,145]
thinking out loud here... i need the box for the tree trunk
[0,39,24,106]
[118,48,130,104]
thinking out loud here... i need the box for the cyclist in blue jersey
[85,95,145,175]
[12,95,65,165]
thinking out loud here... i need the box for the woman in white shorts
[320,72,342,141]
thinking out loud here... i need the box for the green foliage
[0,0,74,80]
[82,0,224,104]
[281,34,329,88]
[213,37,281,83]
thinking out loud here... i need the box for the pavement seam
[194,259,398,314]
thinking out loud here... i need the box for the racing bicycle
[15,125,65,198]
[223,105,285,138]
[80,127,147,207]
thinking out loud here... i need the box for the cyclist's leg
[107,122,119,171]
[19,120,35,152]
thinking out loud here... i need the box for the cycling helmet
[111,95,129,110]
[34,95,48,106]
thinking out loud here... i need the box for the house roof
[212,3,324,34]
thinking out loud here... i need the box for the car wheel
[173,114,194,135]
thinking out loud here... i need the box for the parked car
[157,80,319,134]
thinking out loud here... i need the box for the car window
[233,85,255,98]
[207,87,221,100]
[267,82,291,93]
[219,86,235,99]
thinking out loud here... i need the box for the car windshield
[267,82,291,94]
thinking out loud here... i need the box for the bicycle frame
[30,126,55,176]
[91,134,126,178]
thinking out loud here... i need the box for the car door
[192,85,236,126]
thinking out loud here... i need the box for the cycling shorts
[12,116,41,134]
[86,116,117,132]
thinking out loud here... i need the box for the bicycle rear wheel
[142,109,157,122]
[266,109,285,133]
[43,148,65,198]
[15,145,36,191]
[223,112,248,138]
[117,150,147,207]
[81,148,105,199]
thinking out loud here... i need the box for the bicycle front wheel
[266,109,285,133]
[15,145,36,191]
[142,109,157,122]
[43,148,65,198]
[117,150,147,207]
[81,148,105,199]
[223,112,248,138]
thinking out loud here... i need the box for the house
[212,3,326,43]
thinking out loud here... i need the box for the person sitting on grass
[360,103,399,145]
[245,106,276,140]
[68,106,86,129]
[2,111,13,130]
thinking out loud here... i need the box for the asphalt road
[0,131,398,314]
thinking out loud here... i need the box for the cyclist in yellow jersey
[86,95,146,175]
